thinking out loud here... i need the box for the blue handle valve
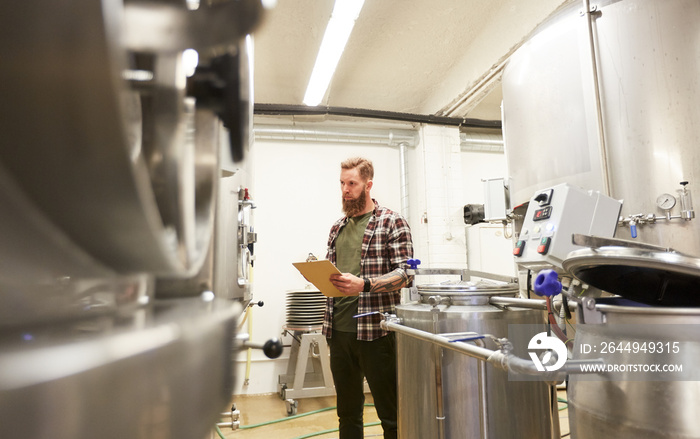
[533,269,562,297]
[407,258,421,269]
[630,223,638,238]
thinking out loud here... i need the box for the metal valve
[619,181,695,235]
[427,295,452,307]
[679,181,695,220]
[629,217,638,238]
[236,334,284,359]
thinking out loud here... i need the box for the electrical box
[514,183,622,271]
[483,178,509,222]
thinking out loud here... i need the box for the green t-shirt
[333,211,372,332]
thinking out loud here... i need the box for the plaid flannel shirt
[322,200,414,341]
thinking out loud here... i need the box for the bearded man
[324,156,414,439]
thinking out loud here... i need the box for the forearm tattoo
[369,268,410,293]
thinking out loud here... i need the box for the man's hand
[329,273,363,296]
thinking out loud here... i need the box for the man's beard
[342,188,367,217]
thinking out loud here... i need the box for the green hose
[218,399,565,437]
[219,403,376,432]
[239,406,337,429]
[558,397,568,411]
[290,421,381,439]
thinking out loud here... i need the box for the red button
[513,240,525,256]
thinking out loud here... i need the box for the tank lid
[416,279,518,296]
[563,246,700,307]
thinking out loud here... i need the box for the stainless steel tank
[502,1,700,437]
[502,0,700,255]
[563,246,700,439]
[396,280,556,439]
[567,302,700,439]
[0,2,264,438]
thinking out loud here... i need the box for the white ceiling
[252,0,571,123]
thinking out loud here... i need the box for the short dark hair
[341,157,374,181]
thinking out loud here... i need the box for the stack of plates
[286,289,326,330]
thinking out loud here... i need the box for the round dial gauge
[656,193,676,210]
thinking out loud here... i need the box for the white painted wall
[403,125,468,287]
[460,150,517,277]
[234,123,509,395]
[236,136,403,395]
[461,150,508,206]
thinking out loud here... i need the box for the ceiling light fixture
[303,0,365,106]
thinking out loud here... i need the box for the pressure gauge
[656,193,676,210]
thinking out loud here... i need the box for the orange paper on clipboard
[292,260,344,297]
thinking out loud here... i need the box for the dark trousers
[327,331,397,439]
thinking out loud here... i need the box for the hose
[219,403,376,431]
[245,262,256,385]
[291,422,381,439]
[546,297,573,350]
[239,406,337,429]
[236,305,251,331]
[557,397,568,411]
[245,306,253,385]
[227,401,567,437]
[233,305,255,386]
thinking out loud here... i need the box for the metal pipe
[489,296,547,310]
[381,319,603,378]
[582,0,612,196]
[431,311,446,439]
[399,142,410,219]
[487,350,603,375]
[216,421,240,429]
[460,132,504,153]
[489,296,578,312]
[254,103,502,129]
[254,124,418,146]
[398,141,412,303]
[439,58,507,118]
[462,138,503,146]
[382,320,497,362]
[467,270,518,283]
[477,360,489,439]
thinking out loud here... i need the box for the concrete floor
[216,390,570,439]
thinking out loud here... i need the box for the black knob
[262,338,283,359]
[187,52,246,163]
[463,204,485,225]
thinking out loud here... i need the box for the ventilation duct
[460,131,503,153]
[254,124,418,147]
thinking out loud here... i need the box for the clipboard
[292,260,345,297]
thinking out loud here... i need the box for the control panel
[514,183,622,270]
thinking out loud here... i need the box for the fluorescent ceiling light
[303,0,365,106]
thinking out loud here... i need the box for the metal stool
[278,325,335,415]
